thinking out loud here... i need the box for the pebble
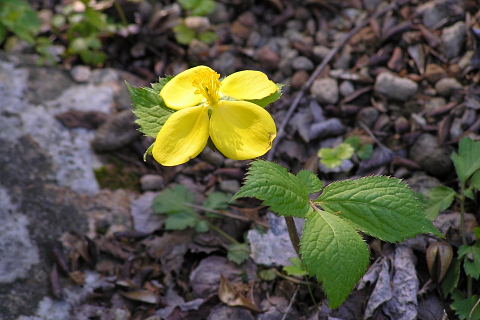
[140,174,165,191]
[212,52,237,75]
[311,77,339,104]
[291,70,309,89]
[292,56,314,71]
[255,45,281,69]
[419,0,450,29]
[450,117,463,140]
[200,148,224,167]
[395,116,410,134]
[356,107,379,128]
[209,3,229,24]
[364,0,383,10]
[70,66,91,83]
[374,72,418,101]
[441,21,466,59]
[313,45,330,59]
[424,97,446,115]
[434,78,463,96]
[91,110,138,151]
[339,81,355,97]
[424,63,446,83]
[409,134,452,177]
[184,16,210,32]
[309,118,345,140]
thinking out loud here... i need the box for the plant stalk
[207,221,241,245]
[285,217,301,256]
[459,184,473,297]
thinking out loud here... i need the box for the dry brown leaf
[218,275,261,312]
[121,289,160,304]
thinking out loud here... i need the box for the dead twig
[281,286,299,320]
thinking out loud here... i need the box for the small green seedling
[234,160,441,308]
[153,184,249,265]
[317,136,373,169]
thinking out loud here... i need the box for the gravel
[374,72,418,101]
[310,77,339,104]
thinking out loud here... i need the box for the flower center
[192,69,221,107]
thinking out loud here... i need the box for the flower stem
[207,221,241,245]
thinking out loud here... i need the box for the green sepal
[126,79,174,138]
[143,143,154,162]
[246,84,284,108]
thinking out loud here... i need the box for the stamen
[192,69,221,106]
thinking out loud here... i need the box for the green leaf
[234,160,311,218]
[179,0,216,16]
[425,186,456,220]
[318,143,355,169]
[173,23,196,45]
[451,291,480,320]
[469,170,480,190]
[246,84,283,108]
[316,176,442,242]
[198,31,217,44]
[0,25,7,44]
[441,258,461,296]
[195,220,209,232]
[203,192,231,210]
[452,137,480,185]
[227,243,250,265]
[283,257,308,277]
[153,185,195,215]
[258,269,277,281]
[300,209,370,308]
[0,0,40,44]
[358,144,373,160]
[165,211,199,230]
[344,136,361,150]
[458,245,480,279]
[296,170,324,194]
[126,80,174,138]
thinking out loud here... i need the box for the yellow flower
[152,66,279,166]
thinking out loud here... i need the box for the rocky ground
[1,0,480,319]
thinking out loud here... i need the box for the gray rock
[339,81,355,97]
[311,77,339,104]
[292,56,314,71]
[184,16,210,32]
[409,134,452,177]
[140,175,165,191]
[424,97,446,115]
[309,118,346,140]
[356,107,379,128]
[419,0,451,29]
[435,77,463,96]
[406,173,441,195]
[92,110,138,151]
[442,21,466,59]
[200,148,224,167]
[131,192,163,233]
[70,65,91,82]
[363,0,383,10]
[247,213,300,266]
[450,117,463,140]
[374,72,418,101]
[312,45,330,59]
[212,52,237,75]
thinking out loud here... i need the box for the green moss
[94,157,140,191]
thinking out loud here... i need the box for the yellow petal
[220,70,278,100]
[152,106,209,166]
[160,66,214,110]
[209,100,277,160]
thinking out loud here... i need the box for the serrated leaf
[316,176,442,242]
[203,192,231,210]
[153,185,195,215]
[165,211,199,230]
[458,245,480,279]
[470,170,480,190]
[300,209,370,308]
[246,84,283,108]
[452,137,480,185]
[227,243,250,265]
[425,186,456,220]
[126,81,174,138]
[283,257,308,277]
[318,143,355,169]
[441,258,460,296]
[234,160,310,218]
[451,291,480,320]
[296,170,324,194]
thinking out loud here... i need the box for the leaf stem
[114,0,128,25]
[273,269,311,285]
[459,184,473,298]
[185,203,269,228]
[207,221,241,245]
[285,217,301,256]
